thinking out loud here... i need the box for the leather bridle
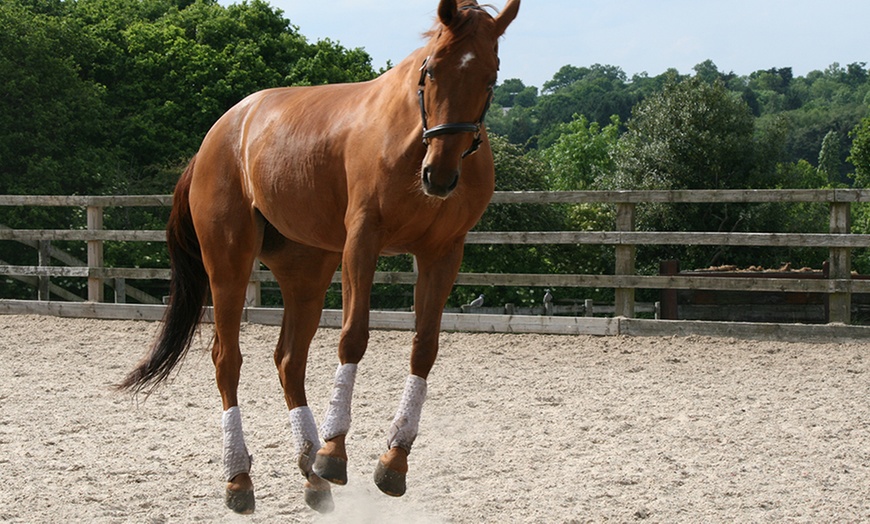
[417,55,495,159]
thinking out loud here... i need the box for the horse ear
[494,0,520,37]
[438,0,458,27]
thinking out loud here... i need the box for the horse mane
[422,2,498,44]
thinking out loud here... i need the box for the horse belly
[251,166,348,252]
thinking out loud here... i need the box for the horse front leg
[313,224,380,488]
[374,240,465,496]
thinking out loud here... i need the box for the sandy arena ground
[0,314,868,523]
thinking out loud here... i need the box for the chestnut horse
[120,0,520,515]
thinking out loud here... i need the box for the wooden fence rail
[2,190,869,338]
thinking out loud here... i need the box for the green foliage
[540,114,620,191]
[848,115,870,187]
[453,136,568,307]
[0,0,375,299]
[610,78,756,192]
[0,0,116,198]
[848,115,870,272]
[1,0,377,200]
[4,0,870,304]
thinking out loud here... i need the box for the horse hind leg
[210,267,259,514]
[192,198,263,513]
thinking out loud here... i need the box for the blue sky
[219,0,869,88]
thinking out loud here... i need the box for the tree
[607,77,764,268]
[848,116,870,187]
[541,114,619,191]
[65,0,376,189]
[0,0,117,197]
[493,78,537,108]
[611,77,756,192]
[848,116,870,272]
[817,130,842,184]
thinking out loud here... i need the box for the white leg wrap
[222,407,252,482]
[386,374,428,452]
[320,363,358,441]
[289,406,321,474]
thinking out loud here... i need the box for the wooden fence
[2,190,870,339]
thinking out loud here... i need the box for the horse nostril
[448,173,459,191]
[422,165,432,188]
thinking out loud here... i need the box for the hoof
[304,476,335,513]
[225,488,255,514]
[374,460,406,497]
[313,453,348,485]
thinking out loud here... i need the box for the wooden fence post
[246,259,261,307]
[614,203,636,317]
[114,277,127,303]
[38,240,50,300]
[828,202,851,324]
[658,259,679,320]
[87,205,104,302]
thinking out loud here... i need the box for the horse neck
[364,50,431,153]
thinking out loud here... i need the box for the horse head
[417,0,520,198]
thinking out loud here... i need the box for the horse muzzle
[421,163,460,199]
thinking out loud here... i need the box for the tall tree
[610,77,756,192]
[0,0,116,197]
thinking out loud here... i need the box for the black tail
[119,156,209,394]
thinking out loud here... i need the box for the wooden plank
[440,312,618,335]
[0,300,166,321]
[5,265,870,295]
[87,206,104,302]
[489,189,870,205]
[2,228,867,248]
[0,195,172,207]
[466,230,870,248]
[3,190,870,208]
[0,229,166,242]
[451,272,870,293]
[614,203,636,317]
[3,299,869,340]
[93,268,172,279]
[620,318,870,341]
[0,265,90,277]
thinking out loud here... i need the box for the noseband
[417,55,494,159]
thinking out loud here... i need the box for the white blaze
[459,52,476,69]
